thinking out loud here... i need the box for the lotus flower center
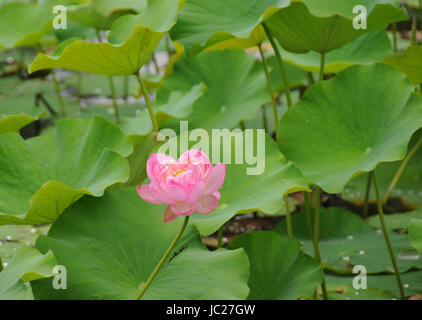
[173,169,185,177]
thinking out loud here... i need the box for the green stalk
[362,172,372,219]
[217,227,223,248]
[313,187,328,300]
[239,120,246,131]
[95,29,119,123]
[258,44,279,141]
[372,171,405,299]
[319,53,326,82]
[303,192,314,241]
[135,216,190,300]
[262,22,292,108]
[107,75,120,124]
[411,15,417,46]
[123,76,129,101]
[51,70,66,117]
[392,23,398,52]
[76,71,82,104]
[135,72,159,134]
[284,194,293,238]
[383,136,422,204]
[262,105,268,133]
[419,0,422,30]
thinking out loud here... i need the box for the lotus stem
[262,22,292,108]
[362,172,372,219]
[76,71,82,104]
[303,191,314,240]
[372,171,405,299]
[258,44,279,141]
[51,70,66,117]
[217,227,223,248]
[107,75,120,124]
[392,23,398,52]
[239,120,246,130]
[284,194,293,238]
[411,15,417,46]
[262,105,268,133]
[313,187,328,300]
[383,135,422,204]
[123,76,129,101]
[319,53,326,82]
[135,72,159,134]
[135,216,190,300]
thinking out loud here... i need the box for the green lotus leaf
[384,46,422,86]
[409,219,422,255]
[29,0,180,77]
[367,209,422,231]
[68,0,146,30]
[158,50,270,130]
[275,207,422,274]
[170,0,290,57]
[278,30,394,74]
[0,245,56,300]
[0,0,84,49]
[263,1,407,54]
[0,107,44,136]
[228,231,322,300]
[0,116,133,225]
[157,130,309,236]
[343,129,422,206]
[326,270,422,300]
[108,0,180,44]
[31,188,250,299]
[278,64,422,193]
[0,1,52,49]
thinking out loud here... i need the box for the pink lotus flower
[137,149,226,223]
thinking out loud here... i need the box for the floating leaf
[275,207,422,274]
[170,0,290,56]
[384,45,422,85]
[326,270,422,300]
[278,64,422,193]
[278,30,393,74]
[32,188,250,300]
[410,219,422,255]
[0,116,133,225]
[264,1,407,54]
[158,50,270,130]
[0,246,56,300]
[367,209,422,231]
[228,231,322,300]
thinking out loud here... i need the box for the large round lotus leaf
[326,270,422,300]
[410,219,422,255]
[278,63,422,194]
[157,50,270,130]
[0,116,133,226]
[279,30,393,74]
[263,1,407,54]
[275,207,422,274]
[384,46,422,85]
[0,246,56,300]
[0,1,52,49]
[228,231,322,300]
[155,130,309,236]
[68,0,146,30]
[29,0,180,76]
[367,209,422,231]
[31,188,250,300]
[343,130,422,206]
[170,0,290,57]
